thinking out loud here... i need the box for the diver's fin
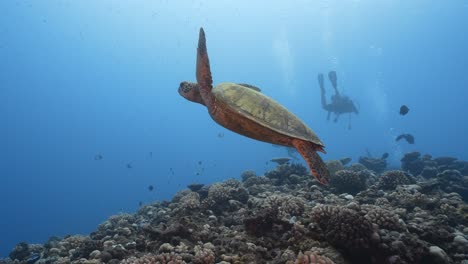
[292,139,329,185]
[352,101,359,114]
[396,134,404,141]
[334,114,340,122]
[318,73,325,91]
[238,83,261,92]
[328,71,339,95]
[318,73,328,109]
[348,113,352,130]
[196,27,213,106]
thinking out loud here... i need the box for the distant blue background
[1,0,467,257]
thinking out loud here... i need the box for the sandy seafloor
[1,151,468,264]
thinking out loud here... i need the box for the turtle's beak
[178,81,190,96]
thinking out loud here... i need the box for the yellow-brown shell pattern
[212,82,324,147]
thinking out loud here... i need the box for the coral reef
[240,170,256,182]
[378,170,414,190]
[361,205,406,232]
[265,163,308,185]
[311,205,379,252]
[121,252,185,264]
[359,156,387,173]
[203,179,249,213]
[401,151,426,176]
[251,192,306,220]
[325,160,344,177]
[288,251,335,264]
[2,151,468,264]
[329,169,368,195]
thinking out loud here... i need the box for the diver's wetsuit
[318,71,358,127]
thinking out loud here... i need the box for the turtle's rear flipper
[196,27,213,106]
[328,70,340,96]
[292,139,330,185]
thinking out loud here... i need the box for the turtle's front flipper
[292,139,330,185]
[196,27,214,107]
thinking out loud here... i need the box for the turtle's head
[178,81,205,106]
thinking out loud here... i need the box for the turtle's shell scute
[212,82,324,146]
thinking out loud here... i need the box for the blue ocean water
[1,0,467,258]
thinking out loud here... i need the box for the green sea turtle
[178,28,330,184]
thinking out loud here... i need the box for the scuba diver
[318,71,359,129]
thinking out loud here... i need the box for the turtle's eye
[179,82,192,93]
[182,86,191,93]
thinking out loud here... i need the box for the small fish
[340,157,352,166]
[270,157,291,165]
[148,185,154,191]
[399,105,409,115]
[196,172,200,176]
[217,132,224,138]
[139,201,143,207]
[381,152,389,159]
[94,154,103,160]
[126,163,133,169]
[198,161,202,165]
[396,133,415,144]
[27,253,40,264]
[365,148,372,157]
